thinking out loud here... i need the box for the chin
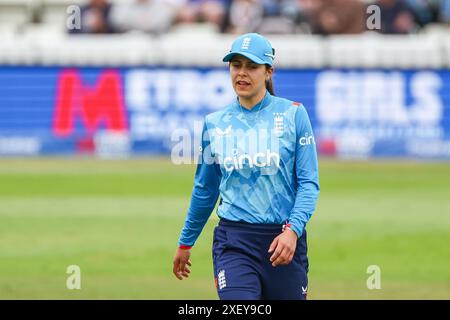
[235,89,253,99]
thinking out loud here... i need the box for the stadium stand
[0,0,449,68]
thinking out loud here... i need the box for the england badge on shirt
[273,112,284,137]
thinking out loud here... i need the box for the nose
[238,67,248,78]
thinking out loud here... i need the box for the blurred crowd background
[62,0,450,35]
[1,0,450,36]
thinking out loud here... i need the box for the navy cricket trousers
[212,218,309,300]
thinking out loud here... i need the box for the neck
[239,90,266,110]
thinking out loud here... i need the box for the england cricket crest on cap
[241,37,251,50]
[273,112,284,137]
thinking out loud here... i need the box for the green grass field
[0,158,449,299]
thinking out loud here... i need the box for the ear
[266,67,274,79]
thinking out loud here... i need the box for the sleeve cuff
[179,244,192,250]
[289,222,304,238]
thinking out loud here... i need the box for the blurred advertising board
[0,66,449,159]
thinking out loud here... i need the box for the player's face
[229,55,271,100]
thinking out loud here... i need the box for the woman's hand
[268,229,298,267]
[172,248,192,280]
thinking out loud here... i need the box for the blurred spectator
[260,0,298,17]
[226,0,264,33]
[176,0,229,31]
[376,0,419,34]
[439,0,450,23]
[405,0,439,26]
[225,0,299,34]
[257,0,299,34]
[292,0,322,33]
[295,0,367,35]
[69,0,115,34]
[109,0,182,34]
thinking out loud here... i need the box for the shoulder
[270,95,305,116]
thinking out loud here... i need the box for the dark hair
[265,65,275,96]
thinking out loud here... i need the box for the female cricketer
[172,33,320,300]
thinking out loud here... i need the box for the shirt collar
[235,90,272,113]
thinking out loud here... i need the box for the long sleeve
[288,104,320,238]
[178,120,222,248]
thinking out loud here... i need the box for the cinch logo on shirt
[299,133,315,146]
[223,149,280,172]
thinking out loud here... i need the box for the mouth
[236,80,251,88]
